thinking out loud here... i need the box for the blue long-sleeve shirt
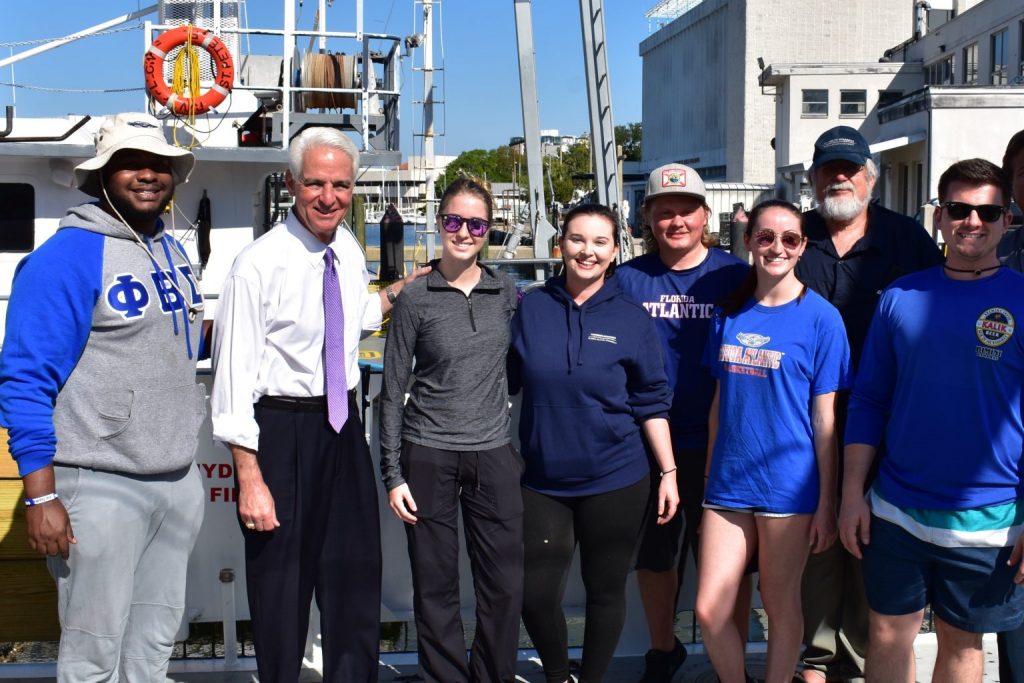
[847,266,1024,510]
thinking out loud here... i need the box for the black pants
[402,442,525,683]
[243,395,382,683]
[521,475,650,683]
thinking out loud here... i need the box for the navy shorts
[862,515,1024,633]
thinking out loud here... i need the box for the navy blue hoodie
[509,275,672,496]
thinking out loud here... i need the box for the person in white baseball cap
[617,163,752,683]
[0,112,206,681]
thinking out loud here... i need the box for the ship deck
[0,634,1005,682]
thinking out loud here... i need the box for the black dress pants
[402,442,524,683]
[243,394,382,683]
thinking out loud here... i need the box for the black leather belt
[256,391,356,413]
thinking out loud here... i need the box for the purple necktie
[323,247,348,432]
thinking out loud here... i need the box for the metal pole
[318,0,328,51]
[422,1,437,263]
[283,0,295,148]
[578,0,629,255]
[512,0,557,260]
[219,569,238,666]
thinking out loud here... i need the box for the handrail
[0,5,158,70]
[0,115,91,143]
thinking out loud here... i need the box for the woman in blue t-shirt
[694,200,852,683]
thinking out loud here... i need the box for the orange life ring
[143,26,235,115]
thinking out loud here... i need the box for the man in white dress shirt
[211,127,428,683]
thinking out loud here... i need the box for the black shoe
[639,637,687,683]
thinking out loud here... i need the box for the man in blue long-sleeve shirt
[840,158,1024,683]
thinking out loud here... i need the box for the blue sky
[0,1,653,157]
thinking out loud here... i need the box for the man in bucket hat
[0,112,206,681]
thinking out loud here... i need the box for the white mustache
[826,181,856,193]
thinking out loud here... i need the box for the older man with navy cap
[0,112,205,682]
[795,127,942,682]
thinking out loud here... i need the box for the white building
[877,0,1024,216]
[764,0,1024,217]
[639,0,915,183]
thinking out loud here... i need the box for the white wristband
[25,492,59,506]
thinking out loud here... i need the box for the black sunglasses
[942,201,1006,223]
[439,213,490,237]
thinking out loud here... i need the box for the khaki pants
[800,540,869,682]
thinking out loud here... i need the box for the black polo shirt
[796,203,943,367]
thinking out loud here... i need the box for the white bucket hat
[74,113,195,198]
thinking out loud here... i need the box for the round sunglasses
[439,213,490,237]
[752,229,804,250]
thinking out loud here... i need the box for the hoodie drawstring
[159,236,194,360]
[142,234,195,360]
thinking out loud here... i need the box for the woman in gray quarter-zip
[379,177,522,683]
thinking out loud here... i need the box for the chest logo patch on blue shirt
[736,332,770,348]
[976,307,1014,348]
[588,333,617,344]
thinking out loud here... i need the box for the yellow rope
[171,25,200,149]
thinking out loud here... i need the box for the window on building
[991,28,1008,85]
[840,90,867,117]
[878,90,904,108]
[0,183,34,251]
[963,43,979,84]
[926,55,954,85]
[801,89,828,117]
[1019,21,1024,78]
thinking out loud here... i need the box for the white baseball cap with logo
[644,163,707,203]
[74,113,195,198]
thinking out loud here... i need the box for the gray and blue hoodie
[0,203,206,477]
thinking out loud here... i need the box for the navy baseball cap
[812,126,871,167]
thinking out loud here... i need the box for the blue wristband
[25,492,59,506]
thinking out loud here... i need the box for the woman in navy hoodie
[509,203,679,683]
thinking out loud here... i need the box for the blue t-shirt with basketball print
[703,290,852,514]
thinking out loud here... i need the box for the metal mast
[421,0,437,262]
[579,0,620,214]
[511,0,557,259]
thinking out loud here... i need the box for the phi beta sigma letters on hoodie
[508,276,672,497]
[0,202,206,478]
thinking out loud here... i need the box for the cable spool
[297,52,357,112]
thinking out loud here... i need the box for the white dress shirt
[211,212,383,450]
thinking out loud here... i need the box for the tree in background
[437,122,643,206]
[615,122,642,162]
